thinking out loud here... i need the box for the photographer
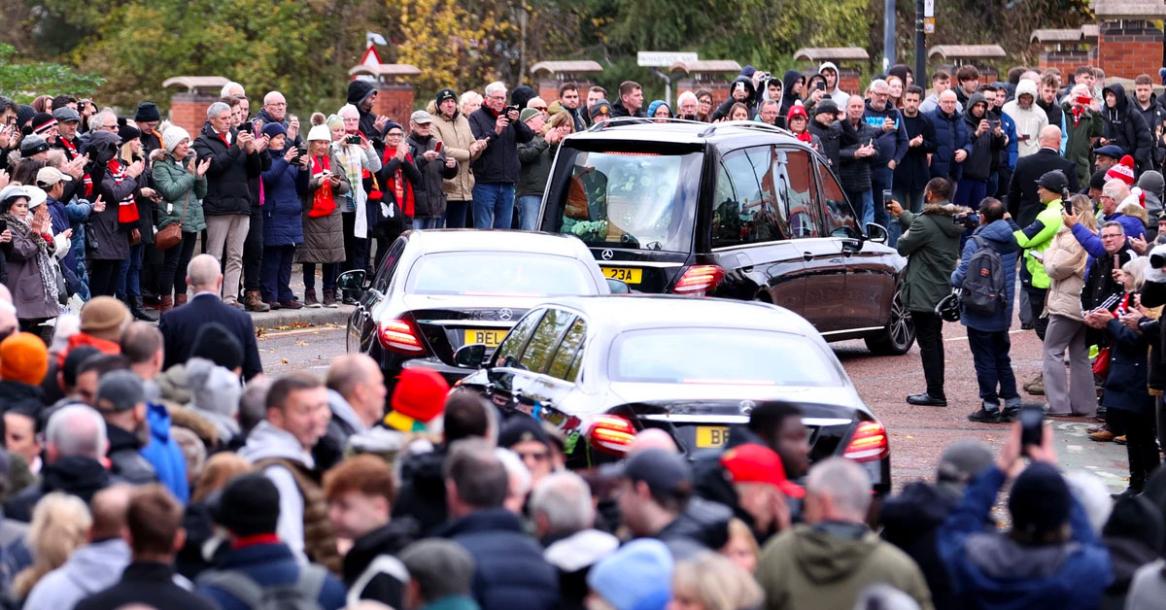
[469,82,534,229]
[955,93,1007,208]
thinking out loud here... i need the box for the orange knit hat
[0,332,49,386]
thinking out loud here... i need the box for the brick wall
[374,84,415,123]
[168,93,216,137]
[675,79,733,105]
[1097,20,1163,79]
[1038,49,1096,82]
[839,69,863,96]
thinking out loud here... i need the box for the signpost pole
[916,0,932,84]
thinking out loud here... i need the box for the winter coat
[862,100,908,168]
[1061,102,1105,186]
[140,401,189,504]
[711,77,758,122]
[1076,229,1133,311]
[779,70,805,119]
[1102,309,1153,415]
[393,446,449,536]
[432,110,478,201]
[757,522,933,610]
[1042,227,1088,321]
[1102,534,1160,610]
[1100,83,1154,172]
[1014,198,1065,290]
[0,380,42,413]
[151,153,207,233]
[962,94,1006,181]
[468,106,535,184]
[296,152,350,264]
[343,519,420,608]
[196,541,347,610]
[5,456,110,522]
[1037,98,1065,138]
[838,118,878,193]
[517,134,558,198]
[879,481,964,610]
[894,112,937,192]
[808,119,842,169]
[1,216,59,320]
[927,107,970,181]
[22,538,130,610]
[192,123,260,216]
[937,466,1112,610]
[995,108,1020,172]
[896,202,966,312]
[261,149,305,247]
[1134,94,1166,168]
[74,561,217,610]
[87,155,136,262]
[439,508,559,610]
[952,218,1021,331]
[106,424,157,485]
[1002,80,1049,158]
[408,134,457,218]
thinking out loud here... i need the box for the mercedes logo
[499,308,513,321]
[601,249,614,260]
[739,400,756,415]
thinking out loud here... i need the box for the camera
[1151,243,1166,269]
[238,123,252,134]
[504,105,520,117]
[816,81,826,91]
[346,134,361,145]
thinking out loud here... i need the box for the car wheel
[864,286,915,355]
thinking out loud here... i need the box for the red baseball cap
[720,443,805,499]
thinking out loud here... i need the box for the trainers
[1023,374,1045,396]
[968,408,1002,423]
[323,289,339,308]
[1090,428,1117,442]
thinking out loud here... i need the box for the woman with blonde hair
[1043,194,1098,417]
[669,551,763,610]
[720,518,760,574]
[12,492,92,601]
[192,452,252,504]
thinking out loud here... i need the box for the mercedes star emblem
[499,308,513,321]
[601,249,614,260]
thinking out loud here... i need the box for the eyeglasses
[1101,233,1124,239]
[486,94,506,101]
[386,131,404,137]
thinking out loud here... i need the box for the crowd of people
[1,59,1166,610]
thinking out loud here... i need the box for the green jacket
[152,154,208,232]
[896,203,965,312]
[517,135,558,198]
[757,523,934,610]
[1061,102,1104,186]
[1013,197,1065,289]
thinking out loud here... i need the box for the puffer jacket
[438,508,559,610]
[1014,197,1066,290]
[152,153,207,232]
[296,152,350,264]
[408,133,457,218]
[896,202,967,312]
[1,216,59,320]
[431,108,478,201]
[951,218,1021,332]
[838,118,878,193]
[261,149,305,247]
[927,107,970,181]
[192,122,260,216]
[1043,226,1088,321]
[1100,83,1153,172]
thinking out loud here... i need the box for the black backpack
[960,235,1005,315]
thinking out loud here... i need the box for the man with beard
[94,370,158,485]
[347,80,388,149]
[893,86,936,214]
[558,83,587,132]
[1132,74,1166,170]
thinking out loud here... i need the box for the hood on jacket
[1103,83,1131,114]
[782,70,805,105]
[41,455,110,500]
[819,62,841,91]
[975,219,1022,254]
[328,388,368,436]
[187,358,240,418]
[1015,79,1039,102]
[157,363,193,406]
[239,420,314,469]
[918,202,973,239]
[544,529,621,573]
[964,93,989,125]
[964,532,1075,581]
[347,80,377,106]
[728,77,756,104]
[790,522,881,584]
[60,538,131,589]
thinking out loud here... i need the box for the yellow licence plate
[464,329,507,348]
[602,266,643,284]
[695,426,730,448]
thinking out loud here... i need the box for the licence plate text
[464,329,506,348]
[602,266,642,284]
[695,426,730,448]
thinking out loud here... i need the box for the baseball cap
[36,166,73,188]
[19,134,50,156]
[95,370,145,412]
[720,443,805,499]
[410,110,433,125]
[603,448,691,496]
[1036,170,1068,193]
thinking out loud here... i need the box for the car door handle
[803,251,813,262]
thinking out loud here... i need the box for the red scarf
[382,149,416,218]
[795,131,813,144]
[108,159,139,225]
[1071,105,1086,126]
[308,154,336,218]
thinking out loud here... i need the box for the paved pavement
[262,308,1132,494]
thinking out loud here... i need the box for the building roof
[792,47,871,62]
[928,45,1008,60]
[669,60,742,74]
[347,64,422,80]
[529,60,604,76]
[1030,28,1085,43]
[161,76,230,94]
[1092,0,1166,18]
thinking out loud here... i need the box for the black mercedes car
[455,295,892,493]
[338,229,613,394]
[538,119,914,355]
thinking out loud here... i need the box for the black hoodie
[780,70,805,119]
[5,455,111,522]
[711,76,757,122]
[1101,83,1153,171]
[962,92,1006,181]
[347,80,382,141]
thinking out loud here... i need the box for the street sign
[923,0,934,17]
[637,51,699,67]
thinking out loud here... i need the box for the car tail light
[588,415,637,455]
[843,421,890,462]
[672,265,725,297]
[377,317,426,354]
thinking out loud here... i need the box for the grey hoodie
[187,357,242,444]
[240,420,314,563]
[22,538,131,610]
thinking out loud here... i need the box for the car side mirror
[865,223,888,244]
[606,279,630,294]
[337,270,367,292]
[454,344,489,369]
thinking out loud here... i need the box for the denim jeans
[117,242,143,300]
[967,327,1019,405]
[954,178,989,209]
[415,217,445,230]
[844,189,874,229]
[472,183,516,229]
[516,195,541,231]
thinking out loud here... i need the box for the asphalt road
[258,317,1131,493]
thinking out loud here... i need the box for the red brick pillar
[1098,20,1163,79]
[838,69,863,96]
[168,93,216,137]
[374,84,415,123]
[538,79,561,103]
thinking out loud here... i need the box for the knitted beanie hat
[1105,155,1136,187]
[0,332,48,386]
[79,297,130,341]
[388,368,449,429]
[162,126,191,154]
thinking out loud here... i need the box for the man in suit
[1007,126,1078,227]
[158,254,262,380]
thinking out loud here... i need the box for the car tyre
[864,286,915,355]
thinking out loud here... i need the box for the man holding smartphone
[469,81,534,229]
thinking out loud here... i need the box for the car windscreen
[405,252,597,297]
[609,328,842,386]
[550,148,702,253]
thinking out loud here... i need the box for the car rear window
[609,328,842,386]
[555,149,702,253]
[406,252,596,297]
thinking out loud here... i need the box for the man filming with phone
[469,81,534,229]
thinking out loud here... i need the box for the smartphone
[990,119,1000,128]
[1098,292,1122,311]
[0,219,7,233]
[816,81,826,91]
[882,189,894,208]
[1019,406,1044,450]
[346,134,361,145]
[435,141,443,154]
[238,123,252,134]
[296,146,307,158]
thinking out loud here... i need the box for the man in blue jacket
[928,90,970,183]
[937,422,1112,610]
[864,79,908,230]
[951,199,1024,423]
